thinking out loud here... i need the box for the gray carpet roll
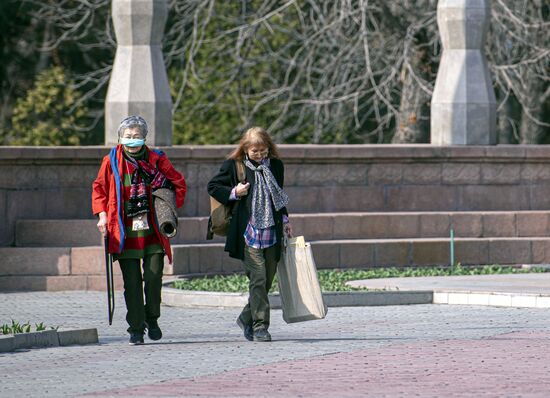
[152,188,178,238]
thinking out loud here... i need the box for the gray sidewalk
[2,283,550,397]
[348,272,550,294]
[349,272,550,308]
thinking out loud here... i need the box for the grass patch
[171,264,548,293]
[1,320,59,335]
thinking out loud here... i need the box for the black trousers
[118,253,164,333]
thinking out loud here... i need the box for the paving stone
[481,163,521,185]
[301,215,333,240]
[460,185,530,211]
[419,213,451,238]
[402,163,441,184]
[10,211,550,294]
[95,330,550,397]
[72,247,121,276]
[516,212,550,237]
[374,240,410,267]
[86,275,124,291]
[411,239,449,266]
[441,163,481,185]
[13,329,59,349]
[0,275,88,291]
[454,239,489,266]
[3,291,550,397]
[363,213,420,239]
[385,185,458,211]
[0,247,71,276]
[338,241,375,268]
[15,219,100,247]
[488,239,532,265]
[450,212,482,237]
[530,239,550,263]
[529,185,550,210]
[482,212,516,237]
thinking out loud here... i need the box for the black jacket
[207,157,288,261]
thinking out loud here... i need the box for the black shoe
[129,332,144,345]
[253,327,272,342]
[146,321,162,341]
[236,316,254,341]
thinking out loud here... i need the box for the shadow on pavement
[97,336,415,346]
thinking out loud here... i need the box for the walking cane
[104,235,115,325]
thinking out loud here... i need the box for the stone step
[0,275,124,292]
[0,247,124,291]
[15,219,102,247]
[168,237,550,274]
[15,218,219,247]
[15,211,550,247]
[0,247,72,276]
[3,237,550,291]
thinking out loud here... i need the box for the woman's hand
[97,211,108,236]
[284,222,293,237]
[235,182,250,197]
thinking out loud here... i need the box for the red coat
[92,145,186,263]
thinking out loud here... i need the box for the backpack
[207,161,246,239]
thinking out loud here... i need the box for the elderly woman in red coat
[92,115,186,345]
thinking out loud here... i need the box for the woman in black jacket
[207,127,292,342]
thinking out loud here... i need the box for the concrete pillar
[431,0,496,145]
[105,0,172,146]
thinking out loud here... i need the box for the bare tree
[488,0,550,143]
[3,0,548,144]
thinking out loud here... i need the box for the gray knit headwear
[117,115,148,138]
[244,158,289,229]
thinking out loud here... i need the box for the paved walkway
[1,279,550,397]
[348,272,550,294]
[349,273,550,308]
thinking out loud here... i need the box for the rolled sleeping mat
[152,188,178,238]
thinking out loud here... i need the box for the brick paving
[90,330,550,398]
[2,291,550,397]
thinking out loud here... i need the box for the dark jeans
[118,253,164,334]
[240,245,278,331]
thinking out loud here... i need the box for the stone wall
[2,145,550,246]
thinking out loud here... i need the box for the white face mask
[120,138,145,147]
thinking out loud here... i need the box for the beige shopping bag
[277,236,327,323]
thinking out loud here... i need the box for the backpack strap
[235,160,246,183]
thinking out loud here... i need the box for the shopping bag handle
[284,235,306,248]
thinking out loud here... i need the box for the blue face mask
[120,138,145,147]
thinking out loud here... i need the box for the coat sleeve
[92,156,112,216]
[207,159,235,205]
[157,155,187,208]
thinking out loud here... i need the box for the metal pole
[450,228,455,271]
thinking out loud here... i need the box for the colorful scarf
[124,151,173,218]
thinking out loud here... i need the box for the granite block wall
[2,145,550,246]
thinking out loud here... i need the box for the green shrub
[7,66,90,145]
[171,265,548,293]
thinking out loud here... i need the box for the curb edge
[0,328,98,353]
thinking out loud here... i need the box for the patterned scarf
[244,158,289,229]
[124,150,173,218]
